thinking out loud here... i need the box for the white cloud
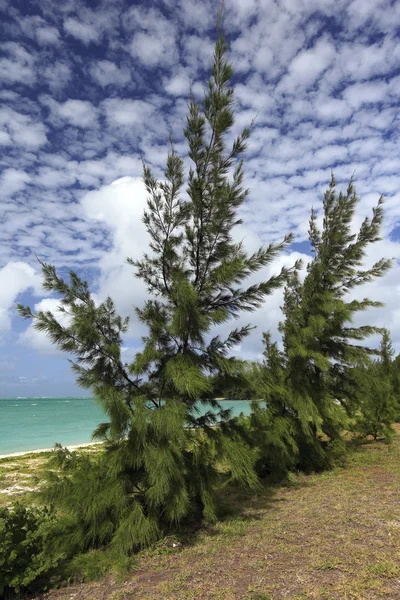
[253,44,274,74]
[164,69,191,96]
[174,0,214,30]
[316,97,352,122]
[0,130,11,145]
[334,37,399,84]
[57,99,98,127]
[36,26,60,45]
[130,33,176,68]
[19,298,70,354]
[81,177,149,320]
[43,62,72,91]
[0,169,30,197]
[0,42,36,85]
[0,262,42,331]
[343,81,388,109]
[0,107,47,148]
[346,0,392,30]
[102,98,155,127]
[63,17,100,44]
[4,0,400,368]
[89,60,131,87]
[181,35,214,72]
[280,38,335,91]
[41,97,98,127]
[128,7,178,68]
[312,144,348,167]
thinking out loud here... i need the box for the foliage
[17,33,293,555]
[14,21,398,599]
[392,353,400,421]
[354,329,398,441]
[61,547,136,584]
[239,334,299,480]
[251,176,392,472]
[0,503,60,597]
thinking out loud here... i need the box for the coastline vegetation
[2,25,399,600]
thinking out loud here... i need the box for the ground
[0,446,98,509]
[2,430,400,600]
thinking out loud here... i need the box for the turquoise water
[0,398,253,455]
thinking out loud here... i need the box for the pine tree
[355,329,398,441]
[244,332,298,480]
[18,33,294,553]
[392,353,400,421]
[255,176,392,472]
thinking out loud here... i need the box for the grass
[0,446,100,509]
[0,453,51,508]
[3,428,400,599]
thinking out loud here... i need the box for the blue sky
[1,0,400,397]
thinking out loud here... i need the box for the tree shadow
[166,474,314,549]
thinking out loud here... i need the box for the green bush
[61,548,136,584]
[0,503,60,597]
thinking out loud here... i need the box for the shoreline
[0,398,254,460]
[0,441,103,460]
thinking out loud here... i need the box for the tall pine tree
[252,176,392,473]
[18,33,294,553]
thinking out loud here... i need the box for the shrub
[0,503,60,597]
[61,548,136,584]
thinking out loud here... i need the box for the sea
[0,397,253,456]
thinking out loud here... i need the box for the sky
[1,0,400,397]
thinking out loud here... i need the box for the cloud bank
[1,0,400,391]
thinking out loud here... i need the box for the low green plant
[0,503,60,597]
[62,548,136,584]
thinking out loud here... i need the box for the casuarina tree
[251,176,392,474]
[18,33,294,553]
[355,329,398,441]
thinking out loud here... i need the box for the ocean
[0,397,253,456]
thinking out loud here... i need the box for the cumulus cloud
[43,62,72,92]
[316,97,352,122]
[280,38,335,91]
[0,169,31,198]
[102,98,156,127]
[0,42,36,85]
[2,0,400,376]
[40,97,98,127]
[36,26,60,45]
[63,17,101,44]
[89,60,132,87]
[57,99,99,127]
[0,262,42,331]
[0,107,47,148]
[128,7,178,68]
[343,81,388,109]
[164,69,192,96]
[18,298,70,354]
[81,177,149,320]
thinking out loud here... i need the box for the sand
[0,441,103,460]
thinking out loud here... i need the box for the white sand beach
[0,441,103,460]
